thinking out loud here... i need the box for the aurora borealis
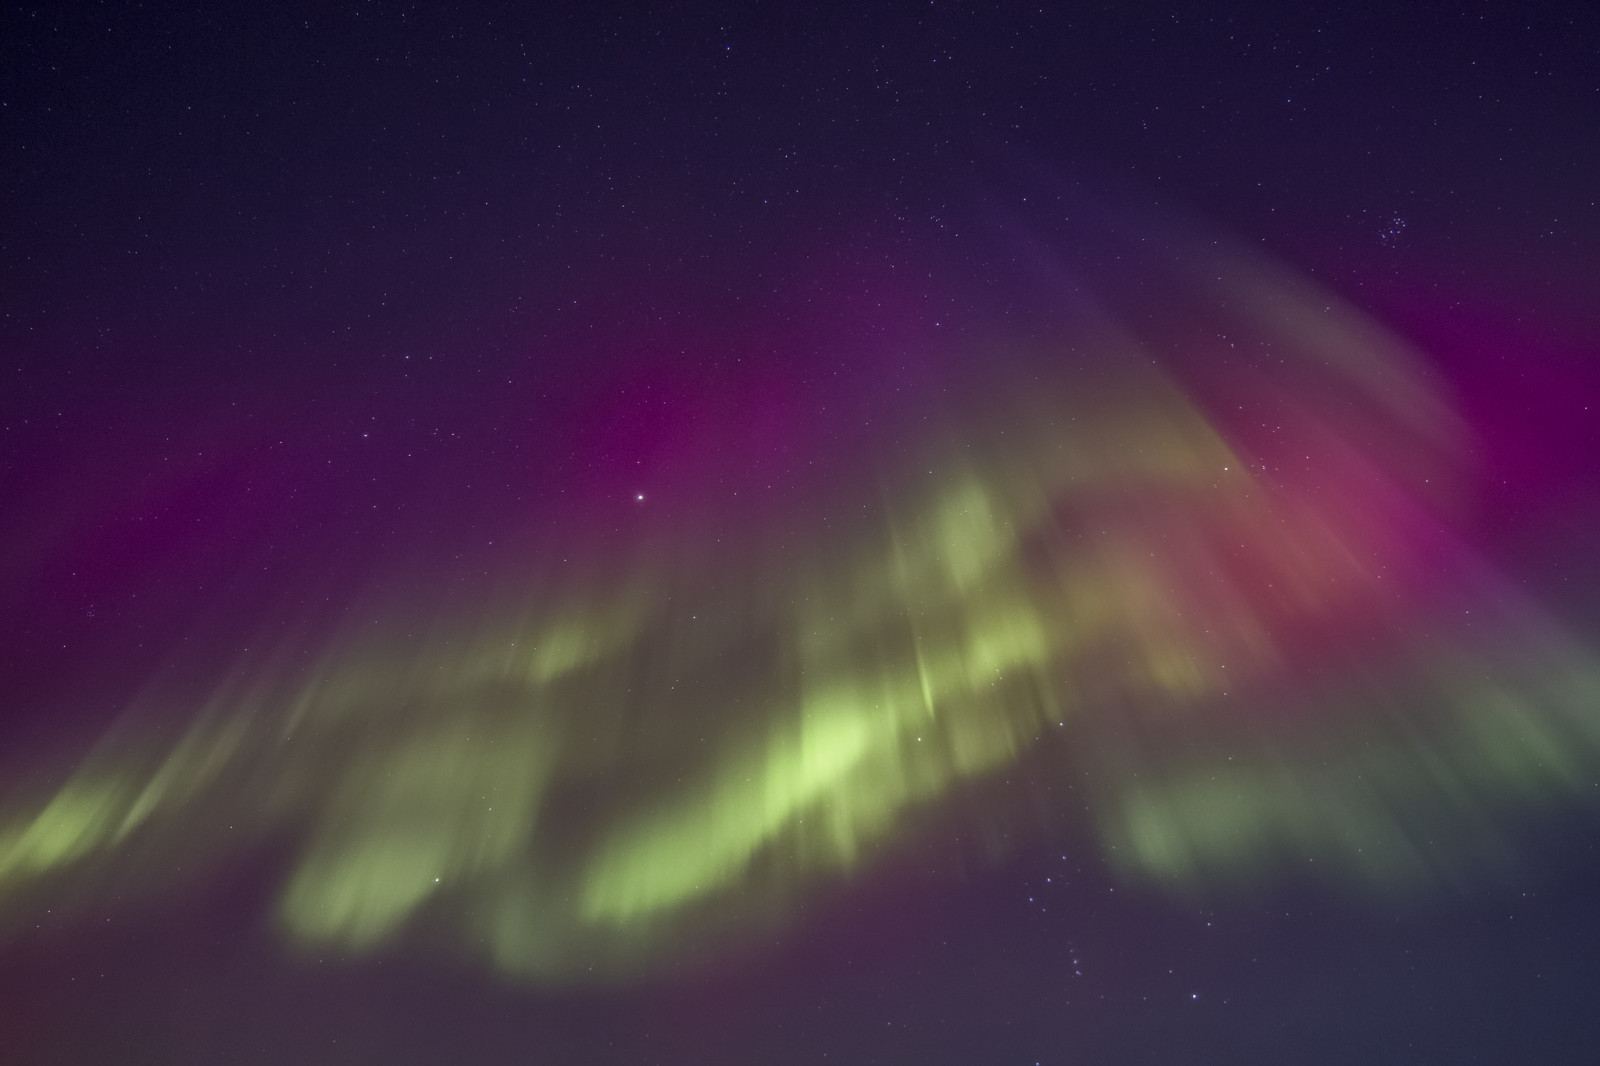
[5,4,1600,1063]
[8,233,1600,978]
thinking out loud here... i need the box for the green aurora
[4,264,1599,983]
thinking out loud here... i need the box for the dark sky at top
[7,2,1595,373]
[3,3,1600,1064]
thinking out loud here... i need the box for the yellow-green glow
[0,776,134,877]
[1095,639,1600,890]
[2,320,1597,984]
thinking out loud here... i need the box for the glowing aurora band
[2,236,1598,981]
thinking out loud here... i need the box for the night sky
[4,4,1600,1064]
